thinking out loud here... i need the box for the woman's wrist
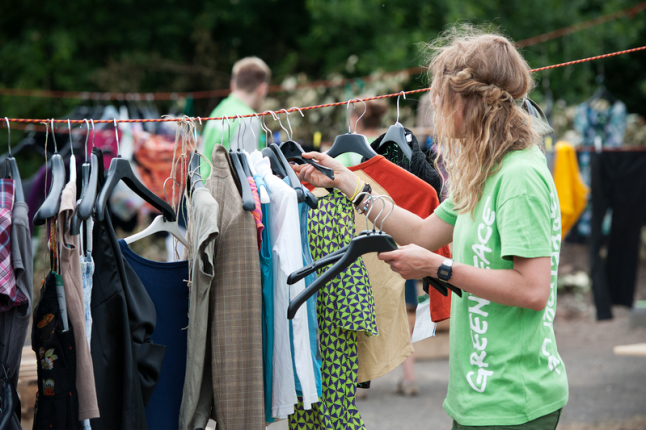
[336,170,361,197]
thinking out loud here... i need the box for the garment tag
[54,272,70,332]
[412,294,436,343]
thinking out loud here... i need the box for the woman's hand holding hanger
[291,152,358,196]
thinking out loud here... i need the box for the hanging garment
[119,240,189,430]
[370,128,442,197]
[204,145,264,429]
[58,179,100,422]
[295,201,322,400]
[573,99,627,238]
[344,155,451,383]
[247,177,264,249]
[254,173,276,424]
[289,189,377,430]
[179,187,220,430]
[552,141,589,238]
[0,178,22,311]
[80,252,94,350]
[32,271,81,430]
[90,148,165,430]
[0,199,33,425]
[589,151,646,320]
[256,158,318,418]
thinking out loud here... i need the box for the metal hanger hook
[246,115,256,141]
[50,118,58,153]
[278,109,293,140]
[396,91,406,125]
[162,176,181,206]
[83,119,90,162]
[221,116,232,146]
[4,117,10,156]
[113,118,120,155]
[255,113,269,147]
[370,196,387,232]
[67,119,74,156]
[273,110,289,141]
[235,114,246,151]
[197,116,202,126]
[378,195,395,232]
[90,119,95,151]
[346,99,367,133]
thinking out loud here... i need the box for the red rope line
[3,46,645,125]
[515,2,646,48]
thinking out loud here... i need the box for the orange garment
[553,141,589,237]
[134,132,189,211]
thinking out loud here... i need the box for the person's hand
[377,244,443,280]
[292,152,357,194]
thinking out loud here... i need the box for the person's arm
[292,152,454,251]
[378,244,551,311]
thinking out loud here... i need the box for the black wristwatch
[437,258,453,281]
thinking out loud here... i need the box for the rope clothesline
[1,5,644,102]
[3,45,645,126]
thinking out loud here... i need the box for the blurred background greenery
[1,0,646,174]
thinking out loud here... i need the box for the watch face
[439,269,449,277]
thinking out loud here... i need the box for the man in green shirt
[200,56,271,178]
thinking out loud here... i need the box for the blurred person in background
[200,56,271,178]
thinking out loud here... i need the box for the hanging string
[3,45,646,125]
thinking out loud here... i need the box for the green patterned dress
[288,190,378,430]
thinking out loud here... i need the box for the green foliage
[1,0,645,151]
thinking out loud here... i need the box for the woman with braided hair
[293,26,568,429]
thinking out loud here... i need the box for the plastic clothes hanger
[33,119,68,226]
[325,99,378,160]
[269,110,318,208]
[96,118,176,221]
[286,194,462,299]
[278,107,334,180]
[287,195,397,319]
[3,117,24,203]
[287,194,390,285]
[377,91,413,161]
[187,117,206,196]
[71,119,95,235]
[124,177,190,248]
[76,119,100,221]
[223,116,256,211]
[234,114,253,177]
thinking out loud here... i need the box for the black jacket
[90,148,165,429]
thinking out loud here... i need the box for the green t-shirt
[435,145,568,426]
[200,94,258,178]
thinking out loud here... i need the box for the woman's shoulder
[493,145,554,204]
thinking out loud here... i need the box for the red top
[305,155,452,322]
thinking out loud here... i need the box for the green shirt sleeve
[434,196,457,226]
[497,194,554,261]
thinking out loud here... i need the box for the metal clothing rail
[1,5,645,101]
[3,45,646,126]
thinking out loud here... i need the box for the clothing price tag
[412,294,436,343]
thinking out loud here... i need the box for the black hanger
[378,92,413,161]
[272,110,319,208]
[280,140,334,180]
[222,116,256,211]
[3,117,24,203]
[187,151,206,200]
[423,276,462,298]
[71,119,96,235]
[325,99,378,160]
[33,119,68,226]
[96,119,176,222]
[288,230,397,319]
[76,120,100,221]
